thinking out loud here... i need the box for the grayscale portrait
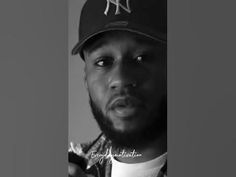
[69,0,167,176]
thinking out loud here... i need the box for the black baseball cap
[71,0,167,57]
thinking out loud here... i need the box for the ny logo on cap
[104,0,131,15]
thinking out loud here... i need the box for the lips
[109,96,142,118]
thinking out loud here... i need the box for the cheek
[142,67,166,105]
[86,74,108,111]
[144,64,166,88]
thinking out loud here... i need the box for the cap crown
[72,0,167,55]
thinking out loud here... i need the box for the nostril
[110,85,117,90]
[109,80,122,90]
[109,80,137,90]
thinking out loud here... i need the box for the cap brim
[71,27,167,56]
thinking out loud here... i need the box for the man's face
[83,31,166,148]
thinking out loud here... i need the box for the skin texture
[83,31,167,158]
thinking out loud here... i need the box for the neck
[114,132,167,164]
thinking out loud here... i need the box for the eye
[94,57,113,67]
[134,55,148,63]
[136,56,143,62]
[133,53,155,64]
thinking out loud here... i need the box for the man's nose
[108,64,136,90]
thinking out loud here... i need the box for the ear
[84,75,88,90]
[83,66,88,90]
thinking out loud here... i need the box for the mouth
[109,96,142,118]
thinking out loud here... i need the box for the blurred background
[69,0,101,144]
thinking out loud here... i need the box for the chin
[89,96,167,149]
[111,117,147,133]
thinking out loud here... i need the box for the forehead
[82,31,162,54]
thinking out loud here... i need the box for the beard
[89,95,167,149]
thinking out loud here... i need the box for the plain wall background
[69,0,101,144]
[168,1,236,176]
[1,0,236,176]
[0,0,67,176]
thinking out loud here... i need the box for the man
[69,0,167,176]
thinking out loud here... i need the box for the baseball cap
[71,0,167,56]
